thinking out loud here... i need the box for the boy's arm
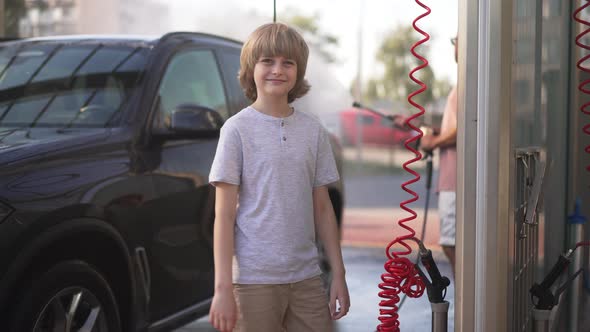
[313,185,350,320]
[209,182,238,331]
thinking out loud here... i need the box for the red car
[340,108,415,146]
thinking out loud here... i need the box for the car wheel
[10,260,121,332]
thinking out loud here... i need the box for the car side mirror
[156,104,223,139]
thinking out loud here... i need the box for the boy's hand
[209,287,237,331]
[329,274,350,320]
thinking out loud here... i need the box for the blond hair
[239,23,310,103]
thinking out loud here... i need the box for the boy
[208,22,350,332]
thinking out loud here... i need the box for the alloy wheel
[33,286,108,332]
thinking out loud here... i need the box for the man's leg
[442,245,456,276]
[438,191,456,277]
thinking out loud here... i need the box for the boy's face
[253,55,297,101]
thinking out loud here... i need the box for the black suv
[0,32,344,331]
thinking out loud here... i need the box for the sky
[153,0,458,91]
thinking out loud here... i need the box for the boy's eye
[260,58,273,64]
[284,60,295,66]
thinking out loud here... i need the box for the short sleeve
[314,126,339,187]
[209,122,243,186]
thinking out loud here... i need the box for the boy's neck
[251,98,293,118]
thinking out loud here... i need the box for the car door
[144,47,229,320]
[216,48,249,115]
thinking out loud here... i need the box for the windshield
[0,42,148,128]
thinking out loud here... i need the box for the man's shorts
[233,275,333,332]
[438,191,456,247]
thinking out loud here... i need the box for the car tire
[9,260,121,332]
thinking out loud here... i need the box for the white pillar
[457,0,513,331]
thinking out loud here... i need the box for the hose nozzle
[530,246,584,310]
[414,242,451,303]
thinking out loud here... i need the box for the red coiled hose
[574,1,590,176]
[376,1,430,331]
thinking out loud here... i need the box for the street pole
[355,0,364,164]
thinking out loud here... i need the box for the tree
[5,0,27,37]
[368,25,451,110]
[431,78,453,102]
[281,8,339,63]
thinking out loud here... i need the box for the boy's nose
[271,64,282,74]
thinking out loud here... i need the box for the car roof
[0,32,243,48]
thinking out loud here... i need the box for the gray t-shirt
[209,106,339,284]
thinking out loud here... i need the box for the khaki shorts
[233,275,333,332]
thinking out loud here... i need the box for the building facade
[19,0,169,37]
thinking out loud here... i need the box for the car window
[0,44,58,90]
[32,46,94,83]
[1,95,53,124]
[77,47,134,75]
[218,50,249,113]
[380,117,393,127]
[0,43,148,128]
[155,49,228,129]
[361,115,374,125]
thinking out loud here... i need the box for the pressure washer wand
[530,248,584,311]
[530,244,586,332]
[415,241,451,332]
[352,101,398,121]
[416,242,450,303]
[530,250,574,310]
